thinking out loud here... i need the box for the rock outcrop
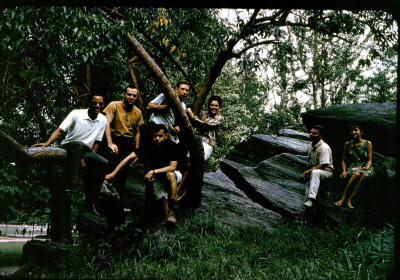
[79,102,396,235]
[301,102,396,157]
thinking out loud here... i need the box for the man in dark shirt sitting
[142,123,182,224]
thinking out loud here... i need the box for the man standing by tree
[147,81,190,144]
[300,124,334,208]
[32,93,109,216]
[103,86,144,201]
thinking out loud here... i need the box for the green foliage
[0,160,50,224]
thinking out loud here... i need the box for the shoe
[166,210,177,224]
[303,199,313,208]
[90,203,101,216]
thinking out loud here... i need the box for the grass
[13,211,394,279]
[0,241,25,267]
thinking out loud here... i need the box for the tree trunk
[191,49,234,114]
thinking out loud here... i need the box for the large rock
[278,128,310,141]
[223,134,310,168]
[123,165,282,231]
[221,153,309,217]
[301,102,396,157]
[200,170,282,231]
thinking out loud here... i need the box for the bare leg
[347,173,369,209]
[166,172,177,200]
[335,173,360,206]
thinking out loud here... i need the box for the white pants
[203,141,213,161]
[306,169,333,200]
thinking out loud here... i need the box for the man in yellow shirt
[103,86,144,200]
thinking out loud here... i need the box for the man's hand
[186,108,195,119]
[31,142,49,148]
[172,126,180,134]
[105,173,114,180]
[108,143,118,154]
[340,171,347,179]
[130,156,139,166]
[300,169,311,180]
[144,170,155,181]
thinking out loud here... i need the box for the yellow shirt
[103,101,144,138]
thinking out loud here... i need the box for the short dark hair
[89,93,103,100]
[208,95,222,106]
[312,124,325,135]
[150,123,168,134]
[125,86,137,93]
[176,81,190,88]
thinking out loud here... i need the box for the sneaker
[166,210,177,224]
[90,203,101,216]
[303,199,313,208]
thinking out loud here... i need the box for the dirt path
[0,266,21,277]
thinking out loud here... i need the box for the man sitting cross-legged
[142,123,183,224]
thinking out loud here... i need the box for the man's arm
[300,163,329,178]
[135,125,141,150]
[105,117,118,154]
[31,128,64,148]
[146,102,168,111]
[106,151,138,180]
[146,94,168,112]
[144,160,177,181]
[187,108,224,130]
[301,147,331,178]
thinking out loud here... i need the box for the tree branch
[233,40,279,58]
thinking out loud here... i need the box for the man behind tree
[147,81,190,144]
[300,124,334,208]
[103,86,144,200]
[32,93,109,216]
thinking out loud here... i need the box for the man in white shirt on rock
[300,124,334,208]
[32,93,108,216]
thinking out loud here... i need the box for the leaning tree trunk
[126,33,204,209]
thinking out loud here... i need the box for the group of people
[32,81,224,227]
[32,79,372,230]
[301,124,374,209]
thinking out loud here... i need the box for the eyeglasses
[92,101,104,106]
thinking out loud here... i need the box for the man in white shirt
[147,81,190,143]
[32,93,108,215]
[300,124,334,208]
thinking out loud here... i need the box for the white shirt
[308,139,334,170]
[59,109,107,149]
[148,93,186,143]
[149,93,186,127]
